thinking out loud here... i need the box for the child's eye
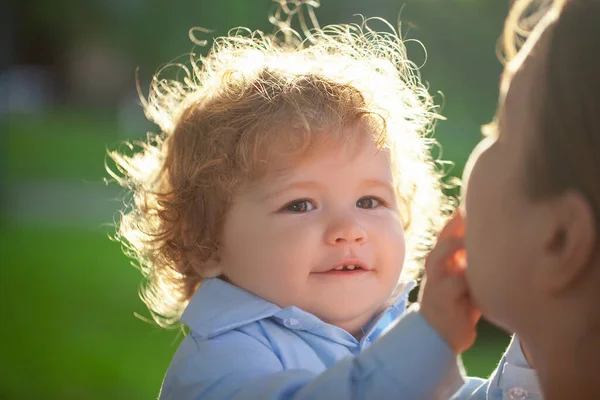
[356,196,384,209]
[282,199,316,213]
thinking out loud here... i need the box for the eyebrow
[359,179,396,198]
[259,178,396,202]
[260,180,323,202]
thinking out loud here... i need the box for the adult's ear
[541,191,596,295]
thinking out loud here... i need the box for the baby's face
[462,29,552,332]
[215,135,406,336]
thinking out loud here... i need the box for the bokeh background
[3,0,512,398]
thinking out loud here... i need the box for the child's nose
[325,216,368,245]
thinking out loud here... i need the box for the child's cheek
[379,211,405,242]
[374,213,406,265]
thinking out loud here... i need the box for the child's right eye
[282,199,316,213]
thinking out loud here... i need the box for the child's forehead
[254,121,377,162]
[244,139,394,196]
[268,131,388,168]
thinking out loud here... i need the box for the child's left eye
[356,197,383,209]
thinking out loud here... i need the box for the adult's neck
[523,297,600,399]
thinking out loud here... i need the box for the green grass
[1,224,511,399]
[1,226,177,400]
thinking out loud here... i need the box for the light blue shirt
[159,278,541,399]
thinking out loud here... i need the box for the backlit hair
[501,0,600,234]
[108,1,454,328]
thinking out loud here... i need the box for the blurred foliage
[5,111,121,181]
[19,0,506,87]
[20,0,272,68]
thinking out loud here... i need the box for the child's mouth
[332,264,362,271]
[321,264,368,275]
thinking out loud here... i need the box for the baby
[109,1,536,398]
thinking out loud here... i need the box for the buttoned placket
[506,386,529,400]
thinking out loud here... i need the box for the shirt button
[507,387,528,400]
[283,318,301,329]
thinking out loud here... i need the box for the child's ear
[183,229,223,278]
[541,191,596,295]
[186,248,223,278]
[201,251,223,278]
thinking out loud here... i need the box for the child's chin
[315,302,379,327]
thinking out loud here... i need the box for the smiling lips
[332,264,362,271]
[317,262,370,275]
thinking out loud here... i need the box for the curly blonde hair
[108,2,455,328]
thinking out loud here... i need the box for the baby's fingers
[425,237,465,280]
[439,212,465,241]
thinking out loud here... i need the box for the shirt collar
[181,278,416,340]
[181,278,281,339]
[361,280,416,340]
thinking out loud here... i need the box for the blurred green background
[3,0,511,398]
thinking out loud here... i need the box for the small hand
[419,212,482,354]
